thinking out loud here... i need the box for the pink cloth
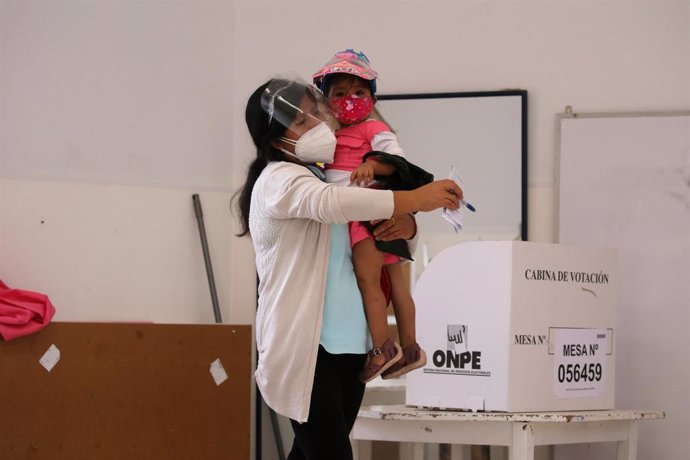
[325,119,391,171]
[349,221,400,265]
[0,279,56,341]
[328,120,400,264]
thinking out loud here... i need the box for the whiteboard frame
[554,108,690,460]
[378,90,529,241]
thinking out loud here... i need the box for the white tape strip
[39,344,61,372]
[209,358,228,386]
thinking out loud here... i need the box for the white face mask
[279,122,336,164]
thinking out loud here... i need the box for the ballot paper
[442,165,468,233]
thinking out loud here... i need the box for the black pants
[287,345,366,460]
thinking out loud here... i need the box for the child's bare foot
[359,339,402,383]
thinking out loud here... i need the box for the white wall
[2,1,689,459]
[0,0,247,323]
[229,0,690,342]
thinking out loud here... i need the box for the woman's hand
[412,179,462,212]
[371,213,417,241]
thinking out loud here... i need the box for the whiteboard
[376,91,527,265]
[557,112,690,460]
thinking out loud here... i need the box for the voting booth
[406,241,616,412]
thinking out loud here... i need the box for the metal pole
[269,406,286,460]
[192,194,222,324]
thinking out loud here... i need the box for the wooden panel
[0,322,251,459]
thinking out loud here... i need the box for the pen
[461,199,476,212]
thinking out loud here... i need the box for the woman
[234,75,462,459]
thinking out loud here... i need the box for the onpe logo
[431,324,482,370]
[447,324,468,351]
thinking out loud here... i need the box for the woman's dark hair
[232,79,307,237]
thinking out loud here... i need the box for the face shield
[260,76,336,138]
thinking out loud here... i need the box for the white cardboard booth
[406,241,616,412]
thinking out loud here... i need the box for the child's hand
[350,162,376,187]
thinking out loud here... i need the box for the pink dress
[326,120,400,265]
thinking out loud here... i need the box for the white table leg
[490,445,508,460]
[399,442,424,460]
[616,421,639,460]
[352,439,372,460]
[426,443,440,460]
[509,423,535,460]
[450,444,471,460]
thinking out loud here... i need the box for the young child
[313,49,428,383]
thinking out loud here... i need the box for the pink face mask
[330,95,374,125]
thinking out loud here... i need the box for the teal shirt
[320,224,371,354]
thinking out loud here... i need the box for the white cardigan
[250,161,403,422]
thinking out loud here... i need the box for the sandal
[359,339,402,383]
[381,343,427,380]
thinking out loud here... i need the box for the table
[359,378,433,460]
[362,376,406,406]
[352,405,664,460]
